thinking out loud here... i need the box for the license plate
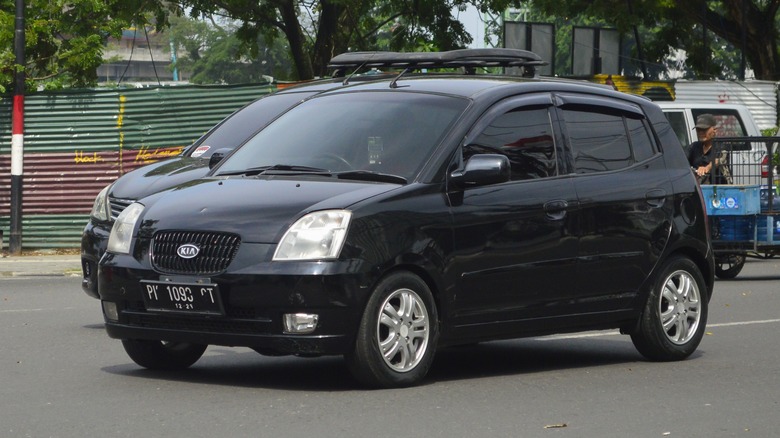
[141,280,224,315]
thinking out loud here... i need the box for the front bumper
[80,220,111,299]
[98,249,372,356]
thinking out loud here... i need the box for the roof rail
[328,48,547,79]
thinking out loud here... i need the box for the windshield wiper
[217,164,331,176]
[217,166,407,184]
[334,170,407,185]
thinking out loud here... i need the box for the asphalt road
[1,259,779,438]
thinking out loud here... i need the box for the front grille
[151,231,241,275]
[109,197,135,221]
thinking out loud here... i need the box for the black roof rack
[328,48,547,79]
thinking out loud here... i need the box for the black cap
[694,114,717,129]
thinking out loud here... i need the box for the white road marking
[0,307,81,314]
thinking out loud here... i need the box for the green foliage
[5,0,777,88]
[521,0,780,80]
[181,0,514,79]
[0,0,176,92]
[168,15,292,84]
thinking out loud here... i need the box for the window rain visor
[216,92,468,181]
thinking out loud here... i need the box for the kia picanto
[97,49,715,388]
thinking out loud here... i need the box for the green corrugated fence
[0,83,275,250]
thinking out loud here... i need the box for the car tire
[714,253,746,279]
[631,256,708,361]
[345,271,438,388]
[121,339,207,370]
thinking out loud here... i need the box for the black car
[97,49,715,388]
[81,80,350,297]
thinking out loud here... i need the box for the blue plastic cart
[705,137,780,278]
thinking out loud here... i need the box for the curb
[0,256,82,278]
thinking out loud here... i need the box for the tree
[675,0,780,80]
[0,0,175,92]
[181,0,514,80]
[167,15,293,83]
[525,0,780,81]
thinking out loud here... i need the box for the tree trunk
[277,0,314,80]
[741,2,780,80]
[311,0,345,77]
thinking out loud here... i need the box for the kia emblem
[177,243,200,259]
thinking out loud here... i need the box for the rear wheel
[714,253,745,279]
[631,256,708,361]
[346,271,438,388]
[121,340,207,370]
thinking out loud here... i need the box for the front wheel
[346,271,438,388]
[631,256,708,361]
[121,339,207,370]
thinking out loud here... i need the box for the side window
[563,108,632,173]
[467,106,557,180]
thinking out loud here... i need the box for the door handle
[544,200,568,221]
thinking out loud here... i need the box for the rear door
[556,94,673,313]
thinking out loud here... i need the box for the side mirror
[208,148,233,169]
[450,154,511,188]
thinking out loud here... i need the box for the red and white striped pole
[9,0,25,254]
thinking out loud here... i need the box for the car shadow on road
[430,337,646,382]
[100,335,689,391]
[718,274,780,282]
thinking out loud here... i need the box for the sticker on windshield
[191,145,211,158]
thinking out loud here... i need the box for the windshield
[215,91,468,181]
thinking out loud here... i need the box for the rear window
[691,109,748,137]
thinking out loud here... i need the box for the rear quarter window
[627,118,656,162]
[662,110,690,147]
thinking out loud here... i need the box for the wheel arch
[669,246,715,302]
[623,246,713,336]
[377,263,444,314]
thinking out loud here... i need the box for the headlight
[107,202,144,254]
[273,210,352,261]
[90,185,112,222]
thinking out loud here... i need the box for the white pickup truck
[659,102,780,280]
[658,102,768,185]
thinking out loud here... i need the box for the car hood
[139,177,400,243]
[110,157,210,200]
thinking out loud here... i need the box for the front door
[447,95,580,334]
